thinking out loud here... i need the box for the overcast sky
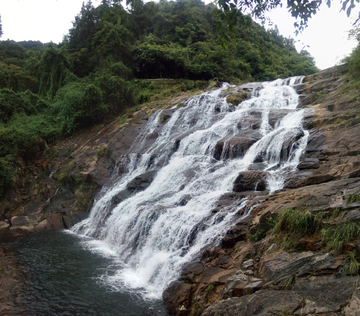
[0,0,358,70]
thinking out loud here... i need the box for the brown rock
[233,171,269,192]
[163,281,192,316]
[214,132,261,161]
[0,221,9,230]
[201,290,303,316]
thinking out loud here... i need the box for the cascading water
[71,76,308,299]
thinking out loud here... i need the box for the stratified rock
[285,173,334,189]
[233,171,268,192]
[293,276,358,314]
[242,259,254,270]
[297,158,320,170]
[201,290,303,316]
[258,251,314,280]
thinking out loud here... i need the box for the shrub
[0,156,14,197]
[51,81,107,134]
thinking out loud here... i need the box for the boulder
[233,171,269,192]
[214,131,262,161]
[297,158,320,170]
[163,281,192,316]
[236,111,262,130]
[126,170,157,193]
[0,221,9,230]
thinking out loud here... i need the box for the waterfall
[71,77,308,299]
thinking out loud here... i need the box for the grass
[226,91,249,105]
[270,207,360,252]
[321,221,360,251]
[75,183,96,212]
[345,193,360,204]
[249,228,267,242]
[282,275,295,290]
[95,146,109,157]
[341,251,360,276]
[53,171,68,186]
[273,208,321,236]
[205,283,215,293]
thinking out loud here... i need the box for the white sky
[0,0,358,69]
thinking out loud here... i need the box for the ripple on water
[0,230,169,316]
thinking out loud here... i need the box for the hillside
[2,62,360,315]
[0,0,319,204]
[5,0,360,315]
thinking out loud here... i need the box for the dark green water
[0,230,169,316]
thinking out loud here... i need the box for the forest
[0,0,322,197]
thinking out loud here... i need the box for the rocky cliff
[1,67,360,316]
[163,66,360,316]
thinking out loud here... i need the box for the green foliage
[38,45,76,98]
[96,146,110,157]
[206,283,216,293]
[321,221,360,251]
[215,0,357,38]
[272,207,360,252]
[341,251,360,276]
[274,208,321,236]
[51,81,107,134]
[53,172,69,186]
[0,156,14,197]
[75,183,96,212]
[249,228,267,242]
[282,275,295,290]
[226,92,248,105]
[344,193,360,204]
[0,0,319,198]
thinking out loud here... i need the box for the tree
[215,0,360,36]
[0,15,2,38]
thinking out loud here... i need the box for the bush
[0,156,14,197]
[51,81,107,134]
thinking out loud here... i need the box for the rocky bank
[2,67,360,315]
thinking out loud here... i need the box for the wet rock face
[214,132,261,161]
[126,170,157,193]
[233,171,269,192]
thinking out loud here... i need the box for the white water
[72,77,308,299]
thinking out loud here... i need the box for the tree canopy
[0,0,319,197]
[216,0,360,35]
